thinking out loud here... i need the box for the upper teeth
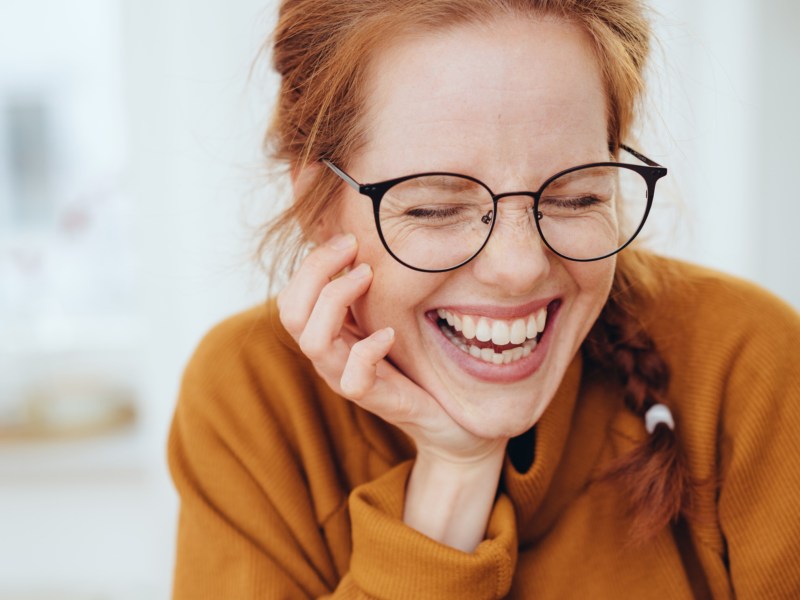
[436,307,548,346]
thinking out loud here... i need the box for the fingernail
[347,263,371,278]
[374,327,394,342]
[329,233,356,250]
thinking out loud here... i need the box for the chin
[456,415,538,441]
[403,298,568,439]
[445,384,556,440]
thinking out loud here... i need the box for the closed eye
[405,205,467,219]
[541,195,603,210]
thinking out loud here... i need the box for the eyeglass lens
[377,165,649,270]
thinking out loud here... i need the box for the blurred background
[0,0,797,598]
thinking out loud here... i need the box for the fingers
[278,233,400,412]
[340,327,395,398]
[277,233,358,338]
[297,263,372,366]
[278,232,378,389]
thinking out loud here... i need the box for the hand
[276,233,504,463]
[278,233,508,551]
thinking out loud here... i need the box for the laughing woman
[168,1,800,598]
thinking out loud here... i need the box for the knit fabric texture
[168,257,800,599]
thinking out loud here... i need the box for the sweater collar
[269,295,621,535]
[502,351,620,538]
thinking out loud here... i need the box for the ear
[291,161,341,245]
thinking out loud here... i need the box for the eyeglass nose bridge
[476,190,547,260]
[486,190,544,225]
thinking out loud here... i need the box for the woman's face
[331,15,615,439]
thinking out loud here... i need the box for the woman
[168,0,800,597]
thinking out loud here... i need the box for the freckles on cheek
[575,261,615,315]
[352,262,441,335]
[348,263,403,334]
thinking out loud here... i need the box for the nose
[468,195,552,294]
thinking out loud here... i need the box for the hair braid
[585,291,694,542]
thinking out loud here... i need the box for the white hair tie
[644,403,674,434]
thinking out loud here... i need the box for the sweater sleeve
[346,462,518,598]
[716,291,800,598]
[168,309,519,599]
[168,341,336,598]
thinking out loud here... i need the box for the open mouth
[433,301,557,365]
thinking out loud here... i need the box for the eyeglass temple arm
[323,148,663,190]
[322,159,361,191]
[618,144,664,168]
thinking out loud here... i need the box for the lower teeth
[440,323,537,364]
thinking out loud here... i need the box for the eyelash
[542,195,602,209]
[406,206,465,219]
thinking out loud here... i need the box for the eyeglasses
[323,145,667,273]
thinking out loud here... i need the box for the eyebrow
[405,174,480,192]
[543,166,615,192]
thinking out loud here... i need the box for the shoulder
[635,255,800,391]
[635,255,799,363]
[184,299,302,384]
[625,255,800,453]
[176,300,337,445]
[636,263,800,594]
[632,255,800,465]
[172,300,412,508]
[646,255,797,320]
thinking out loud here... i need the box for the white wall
[1,1,277,597]
[645,0,799,308]
[754,0,800,309]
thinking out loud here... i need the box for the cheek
[350,244,447,337]
[350,237,422,332]
[350,275,420,344]
[571,258,616,313]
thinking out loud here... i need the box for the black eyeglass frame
[322,144,667,273]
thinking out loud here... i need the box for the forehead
[355,15,608,184]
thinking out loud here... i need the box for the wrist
[403,442,507,552]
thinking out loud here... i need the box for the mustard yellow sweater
[168,259,800,599]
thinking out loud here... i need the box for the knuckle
[303,248,334,272]
[317,277,348,303]
[297,329,325,358]
[339,346,375,399]
[278,306,304,337]
[395,391,417,422]
[340,370,366,400]
[276,289,298,326]
[348,339,373,363]
[338,377,358,399]
[276,290,287,319]
[316,285,339,304]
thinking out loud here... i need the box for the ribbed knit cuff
[349,460,518,599]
